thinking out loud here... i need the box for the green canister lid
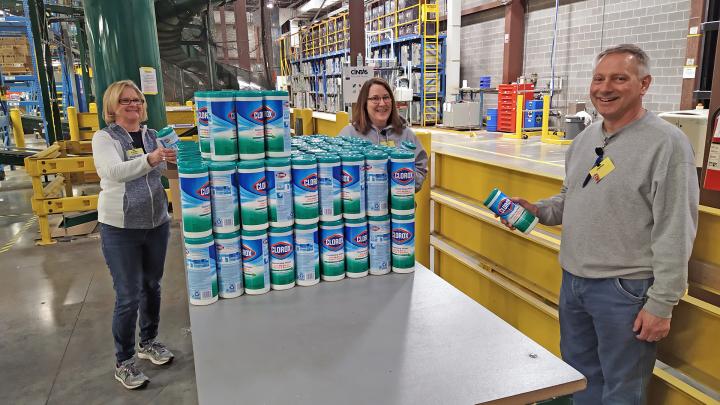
[241,228,266,237]
[178,162,208,174]
[320,219,344,227]
[214,231,240,240]
[368,214,390,222]
[209,161,237,171]
[316,153,340,163]
[294,222,318,231]
[263,90,289,96]
[292,154,316,165]
[364,150,388,160]
[184,234,214,244]
[345,217,367,225]
[340,152,364,162]
[390,149,414,159]
[265,157,291,167]
[237,159,265,170]
[157,126,174,138]
[269,226,293,233]
[236,90,259,97]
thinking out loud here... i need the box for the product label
[267,167,294,225]
[236,98,266,158]
[269,232,295,286]
[264,98,290,156]
[318,164,341,219]
[344,222,369,274]
[180,175,212,234]
[185,243,218,301]
[390,159,415,212]
[210,170,240,232]
[320,229,345,277]
[215,238,243,295]
[209,98,238,159]
[242,236,270,290]
[369,220,391,274]
[196,103,211,157]
[341,163,365,216]
[391,221,415,269]
[295,228,320,282]
[292,166,319,221]
[366,160,389,215]
[238,169,269,227]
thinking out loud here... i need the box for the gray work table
[189,265,585,404]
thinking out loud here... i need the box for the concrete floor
[0,167,198,404]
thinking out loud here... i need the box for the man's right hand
[497,197,539,230]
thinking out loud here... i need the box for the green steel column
[83,0,166,130]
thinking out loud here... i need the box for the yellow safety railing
[23,105,196,245]
[429,144,720,403]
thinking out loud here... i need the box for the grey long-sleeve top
[534,112,699,318]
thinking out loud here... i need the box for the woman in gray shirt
[338,77,428,191]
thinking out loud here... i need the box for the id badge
[588,157,615,183]
[126,147,145,161]
[380,140,395,147]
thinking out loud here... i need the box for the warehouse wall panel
[460,0,690,113]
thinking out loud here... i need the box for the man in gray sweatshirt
[506,44,699,404]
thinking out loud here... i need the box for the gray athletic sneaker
[137,340,175,365]
[115,359,149,389]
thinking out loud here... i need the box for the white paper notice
[682,66,696,79]
[139,67,158,95]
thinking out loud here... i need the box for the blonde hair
[102,80,148,123]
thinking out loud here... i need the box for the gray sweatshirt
[338,123,428,191]
[535,112,699,318]
[92,124,170,229]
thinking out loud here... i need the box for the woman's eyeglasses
[368,95,392,105]
[119,98,145,105]
[582,146,605,188]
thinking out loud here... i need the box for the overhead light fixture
[267,1,274,8]
[299,0,340,13]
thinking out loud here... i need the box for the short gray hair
[594,44,651,77]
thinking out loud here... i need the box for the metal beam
[502,0,525,84]
[348,0,365,66]
[680,0,705,109]
[26,0,63,144]
[234,0,251,71]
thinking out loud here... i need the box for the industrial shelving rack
[281,0,444,125]
[285,11,349,113]
[0,15,41,113]
[365,0,443,125]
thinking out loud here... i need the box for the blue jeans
[559,270,657,405]
[101,222,170,364]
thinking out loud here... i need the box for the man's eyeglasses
[582,146,605,188]
[368,95,392,105]
[119,98,145,105]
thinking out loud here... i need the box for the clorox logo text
[393,168,414,185]
[253,177,267,194]
[323,234,344,251]
[300,174,318,191]
[197,107,209,125]
[497,198,514,216]
[341,170,354,186]
[392,228,412,244]
[271,242,293,259]
[197,181,211,200]
[242,244,258,261]
[353,230,369,246]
